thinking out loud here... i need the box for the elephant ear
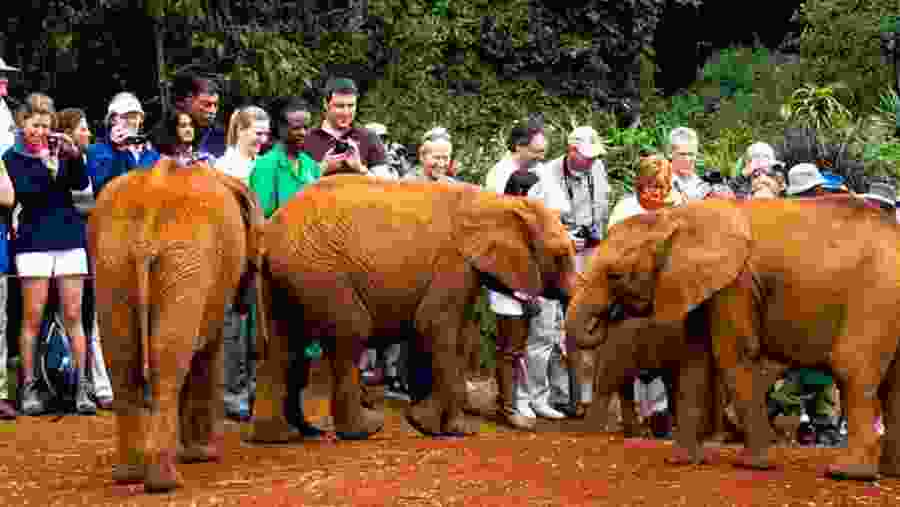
[454,191,543,296]
[651,202,752,323]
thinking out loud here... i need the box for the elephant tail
[135,253,154,386]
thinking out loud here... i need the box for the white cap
[567,126,605,158]
[106,92,144,124]
[786,163,826,195]
[365,122,387,137]
[0,58,20,73]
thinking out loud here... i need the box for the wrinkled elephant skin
[250,175,576,442]
[566,196,900,481]
[90,159,266,493]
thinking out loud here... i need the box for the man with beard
[169,74,226,164]
[303,77,389,179]
[248,97,324,436]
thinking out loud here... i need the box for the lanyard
[562,157,597,228]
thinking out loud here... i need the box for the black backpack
[33,311,79,413]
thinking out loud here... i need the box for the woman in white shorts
[2,92,95,416]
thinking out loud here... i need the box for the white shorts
[15,248,89,278]
[486,288,524,317]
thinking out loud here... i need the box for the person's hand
[324,138,366,175]
[53,133,80,160]
[109,123,130,150]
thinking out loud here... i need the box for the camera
[332,140,352,155]
[123,134,148,145]
[574,224,603,247]
[47,133,63,150]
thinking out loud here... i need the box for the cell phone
[47,133,62,150]
[124,134,148,145]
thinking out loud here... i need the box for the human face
[670,143,697,176]
[325,93,357,130]
[422,141,453,177]
[0,73,9,97]
[238,119,270,156]
[74,117,92,149]
[175,113,194,145]
[283,110,311,149]
[567,146,595,171]
[23,113,52,147]
[189,93,219,129]
[121,111,143,132]
[517,132,546,169]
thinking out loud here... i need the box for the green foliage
[701,46,771,97]
[780,82,854,131]
[799,0,896,113]
[701,122,758,177]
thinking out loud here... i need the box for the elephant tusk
[580,382,593,404]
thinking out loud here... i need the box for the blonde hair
[635,154,672,193]
[15,93,55,127]
[226,105,269,147]
[54,108,86,136]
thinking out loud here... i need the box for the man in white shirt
[667,126,710,202]
[526,126,610,419]
[0,58,21,156]
[482,116,548,430]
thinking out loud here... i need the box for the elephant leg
[245,315,298,443]
[105,305,147,484]
[880,358,900,477]
[619,377,640,437]
[178,337,225,464]
[331,344,384,440]
[667,350,713,465]
[708,292,772,470]
[143,345,190,493]
[827,330,887,481]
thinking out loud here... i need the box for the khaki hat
[567,126,606,158]
[365,123,387,137]
[0,58,20,73]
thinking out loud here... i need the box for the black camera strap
[562,156,597,229]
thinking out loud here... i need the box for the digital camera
[333,140,352,155]
[574,224,603,248]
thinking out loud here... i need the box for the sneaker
[384,377,411,401]
[513,400,537,419]
[76,378,97,415]
[20,380,45,416]
[532,401,566,420]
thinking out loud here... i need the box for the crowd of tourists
[0,54,891,448]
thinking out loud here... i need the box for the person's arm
[364,130,389,177]
[0,160,14,208]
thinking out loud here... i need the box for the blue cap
[820,171,845,190]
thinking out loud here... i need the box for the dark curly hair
[152,109,197,157]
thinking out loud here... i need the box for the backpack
[34,311,79,412]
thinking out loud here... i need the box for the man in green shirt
[250,98,321,218]
[248,97,324,437]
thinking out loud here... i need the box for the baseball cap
[106,92,144,124]
[567,126,606,158]
[324,77,358,98]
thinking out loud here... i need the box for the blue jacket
[3,137,91,255]
[198,126,227,165]
[86,141,160,198]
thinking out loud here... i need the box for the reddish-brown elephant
[89,159,267,493]
[246,174,576,443]
[566,195,900,481]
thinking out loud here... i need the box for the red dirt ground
[2,363,898,506]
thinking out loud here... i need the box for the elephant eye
[607,272,623,282]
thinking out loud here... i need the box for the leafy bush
[701,46,772,97]
[799,0,897,113]
[780,82,854,132]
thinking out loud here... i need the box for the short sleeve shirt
[303,127,387,169]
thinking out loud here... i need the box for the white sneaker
[532,401,566,420]
[513,400,537,419]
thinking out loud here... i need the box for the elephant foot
[463,379,497,416]
[406,398,445,436]
[880,459,900,478]
[144,452,183,494]
[827,463,880,481]
[733,448,773,470]
[112,463,146,484]
[336,407,384,440]
[665,445,705,466]
[442,414,478,438]
[178,432,224,463]
[244,417,302,444]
